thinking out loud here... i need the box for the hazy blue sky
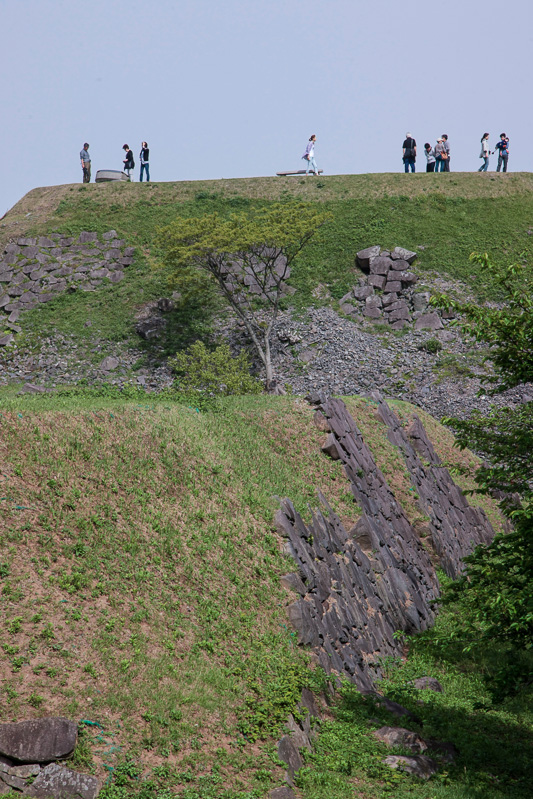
[1,0,531,215]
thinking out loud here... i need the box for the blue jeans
[497,154,508,172]
[140,163,150,182]
[304,156,318,174]
[403,158,415,173]
[478,156,489,172]
[436,158,446,172]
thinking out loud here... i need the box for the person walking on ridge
[402,132,416,172]
[80,143,91,183]
[478,133,490,172]
[495,133,510,172]
[139,142,150,182]
[302,135,319,175]
[122,144,134,179]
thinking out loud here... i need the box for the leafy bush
[169,341,262,399]
[418,337,442,354]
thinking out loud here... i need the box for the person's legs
[309,156,318,174]
[403,159,409,173]
[139,164,144,182]
[145,163,150,182]
[497,154,502,172]
[444,158,450,172]
[427,162,435,172]
[502,155,508,172]
[411,159,416,173]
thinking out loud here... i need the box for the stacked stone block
[0,231,135,345]
[339,245,448,331]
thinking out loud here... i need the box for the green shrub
[169,341,262,399]
[418,337,443,354]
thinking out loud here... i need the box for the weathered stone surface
[280,573,307,596]
[414,313,443,331]
[313,409,331,432]
[136,318,166,340]
[299,349,315,363]
[321,433,340,460]
[100,356,119,371]
[277,736,303,784]
[373,726,427,753]
[26,763,100,799]
[340,302,356,315]
[369,256,392,276]
[339,290,355,305]
[268,787,297,799]
[389,258,411,271]
[78,232,98,243]
[0,334,14,347]
[413,677,443,692]
[102,230,118,240]
[364,305,382,319]
[391,247,417,263]
[375,696,422,724]
[0,718,77,763]
[0,772,27,790]
[383,281,401,293]
[399,271,418,286]
[18,384,48,395]
[382,755,438,779]
[353,285,374,300]
[389,319,408,330]
[412,292,430,311]
[368,274,386,290]
[388,307,411,322]
[7,762,40,778]
[356,245,380,270]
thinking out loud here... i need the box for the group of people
[79,142,151,183]
[402,132,510,173]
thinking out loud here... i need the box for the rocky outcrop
[277,397,495,687]
[0,719,99,797]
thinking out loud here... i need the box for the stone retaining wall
[276,396,496,687]
[0,231,135,346]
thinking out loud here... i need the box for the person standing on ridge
[424,143,436,172]
[478,133,490,172]
[122,144,134,179]
[441,134,451,171]
[302,135,319,175]
[80,143,91,183]
[402,132,416,172]
[495,133,510,172]
[139,142,150,182]
[434,138,446,171]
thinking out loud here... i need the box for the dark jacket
[124,150,134,168]
[140,147,149,164]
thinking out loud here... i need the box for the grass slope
[1,391,529,799]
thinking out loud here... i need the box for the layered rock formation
[277,396,496,688]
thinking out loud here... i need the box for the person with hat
[402,132,417,172]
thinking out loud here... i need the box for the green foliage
[157,204,330,382]
[418,337,442,354]
[434,252,533,655]
[169,341,262,400]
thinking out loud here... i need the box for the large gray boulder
[26,763,100,799]
[356,245,380,270]
[0,718,77,763]
[383,755,438,779]
[414,312,443,331]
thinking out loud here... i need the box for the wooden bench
[276,169,324,176]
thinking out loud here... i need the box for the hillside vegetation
[1,174,532,798]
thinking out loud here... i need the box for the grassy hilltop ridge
[1,174,532,798]
[2,171,533,361]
